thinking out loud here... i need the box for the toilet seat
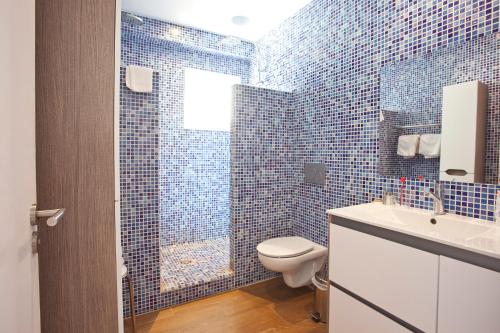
[257,236,314,258]
[257,236,327,288]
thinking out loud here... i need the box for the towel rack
[393,123,441,129]
[380,110,441,129]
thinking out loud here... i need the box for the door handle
[30,204,66,227]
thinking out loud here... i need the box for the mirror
[379,34,499,184]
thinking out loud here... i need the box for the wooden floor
[125,278,328,333]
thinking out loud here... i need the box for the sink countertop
[328,203,500,260]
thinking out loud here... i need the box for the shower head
[122,12,144,27]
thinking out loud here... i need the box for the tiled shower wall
[231,85,296,286]
[121,17,252,315]
[122,18,253,248]
[120,69,160,316]
[120,16,296,315]
[252,0,500,249]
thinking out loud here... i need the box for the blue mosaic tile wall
[380,33,500,182]
[231,85,296,286]
[121,0,500,317]
[122,15,254,60]
[251,0,500,249]
[160,131,231,246]
[119,68,160,316]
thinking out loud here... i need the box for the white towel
[397,134,420,158]
[126,65,153,93]
[418,134,441,158]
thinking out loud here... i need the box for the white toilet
[257,236,327,288]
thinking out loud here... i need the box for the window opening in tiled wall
[183,68,241,131]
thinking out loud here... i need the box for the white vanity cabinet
[438,256,500,333]
[330,287,411,333]
[329,224,439,333]
[328,215,500,333]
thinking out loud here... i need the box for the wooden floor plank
[125,278,328,333]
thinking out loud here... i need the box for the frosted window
[183,68,241,131]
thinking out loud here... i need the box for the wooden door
[35,0,118,332]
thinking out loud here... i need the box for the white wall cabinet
[438,256,500,333]
[440,80,487,183]
[329,222,500,333]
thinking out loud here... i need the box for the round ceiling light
[231,16,250,26]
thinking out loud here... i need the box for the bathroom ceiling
[122,0,313,41]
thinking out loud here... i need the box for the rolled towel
[418,134,441,158]
[126,65,153,93]
[397,134,420,158]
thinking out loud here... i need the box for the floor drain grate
[180,259,195,265]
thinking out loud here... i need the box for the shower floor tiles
[160,236,233,293]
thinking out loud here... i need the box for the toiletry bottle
[399,177,406,206]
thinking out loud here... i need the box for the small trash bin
[311,272,329,323]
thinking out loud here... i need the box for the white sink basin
[328,203,500,260]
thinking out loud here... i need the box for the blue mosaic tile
[231,85,296,286]
[120,0,500,318]
[380,33,499,182]
[120,16,253,316]
[160,237,233,292]
[251,0,499,249]
[120,14,295,316]
[122,15,254,60]
[119,68,160,316]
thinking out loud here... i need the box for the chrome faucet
[426,181,445,215]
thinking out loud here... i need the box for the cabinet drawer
[438,256,500,333]
[329,224,439,333]
[329,286,410,333]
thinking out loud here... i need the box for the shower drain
[180,259,196,265]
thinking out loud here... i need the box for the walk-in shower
[158,66,237,290]
[119,12,294,317]
[119,12,252,315]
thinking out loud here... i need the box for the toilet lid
[257,237,314,258]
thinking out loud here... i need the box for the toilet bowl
[257,236,327,288]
